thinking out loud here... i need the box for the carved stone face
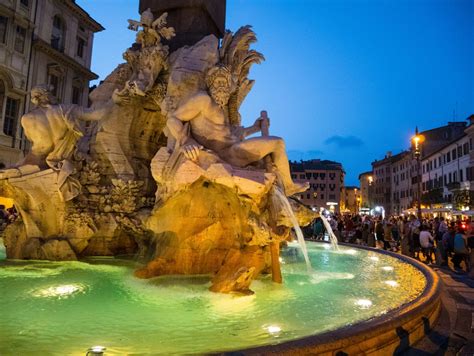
[30,92,50,107]
[209,76,231,108]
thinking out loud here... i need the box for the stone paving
[403,266,474,355]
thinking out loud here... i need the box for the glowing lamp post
[411,127,425,220]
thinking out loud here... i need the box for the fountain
[0,3,441,355]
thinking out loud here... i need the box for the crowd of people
[307,213,473,272]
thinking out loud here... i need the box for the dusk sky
[77,0,473,185]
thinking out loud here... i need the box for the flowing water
[320,215,339,250]
[0,241,426,355]
[272,187,312,271]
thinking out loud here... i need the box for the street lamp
[367,175,373,211]
[411,127,425,220]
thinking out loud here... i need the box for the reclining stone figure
[165,65,307,196]
[0,85,113,200]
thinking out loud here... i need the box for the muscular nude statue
[166,65,307,196]
[0,85,113,200]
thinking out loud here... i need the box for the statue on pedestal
[0,85,113,201]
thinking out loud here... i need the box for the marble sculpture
[0,9,313,294]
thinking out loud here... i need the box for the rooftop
[290,159,344,171]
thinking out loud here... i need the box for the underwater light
[384,280,398,287]
[87,346,106,355]
[381,266,394,271]
[266,325,282,334]
[368,256,379,261]
[355,299,372,309]
[32,284,85,299]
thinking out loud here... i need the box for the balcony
[446,182,461,191]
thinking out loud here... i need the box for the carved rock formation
[0,9,316,295]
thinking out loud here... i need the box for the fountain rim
[229,242,442,355]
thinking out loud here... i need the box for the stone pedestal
[139,0,226,51]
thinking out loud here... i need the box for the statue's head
[140,9,154,27]
[206,65,233,108]
[30,85,56,107]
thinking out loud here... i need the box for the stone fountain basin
[0,242,440,355]
[237,244,442,355]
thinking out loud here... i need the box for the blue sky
[78,0,473,185]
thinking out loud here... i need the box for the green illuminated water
[0,241,425,355]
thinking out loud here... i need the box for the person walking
[419,225,435,264]
[453,225,471,271]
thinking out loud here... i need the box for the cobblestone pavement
[402,265,474,355]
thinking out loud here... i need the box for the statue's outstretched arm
[241,119,262,138]
[79,100,115,122]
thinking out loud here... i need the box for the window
[329,194,335,200]
[438,157,441,166]
[20,0,29,7]
[72,86,82,104]
[463,142,469,155]
[3,97,19,136]
[320,173,325,180]
[14,26,26,53]
[299,174,305,179]
[452,148,457,160]
[446,152,451,162]
[0,81,5,122]
[49,74,60,97]
[453,171,457,182]
[76,36,86,58]
[306,194,310,199]
[460,169,464,182]
[0,16,7,44]
[51,15,65,52]
[457,146,462,157]
[320,194,324,200]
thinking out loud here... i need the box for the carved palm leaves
[218,26,264,126]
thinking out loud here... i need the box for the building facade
[421,134,472,210]
[0,0,35,166]
[371,152,394,215]
[0,0,103,166]
[358,171,373,210]
[342,186,360,214]
[363,120,473,216]
[290,159,344,213]
[390,151,414,215]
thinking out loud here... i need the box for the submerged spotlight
[266,325,282,334]
[355,299,372,309]
[381,266,394,272]
[87,346,106,355]
[384,280,398,287]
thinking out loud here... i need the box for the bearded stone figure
[165,64,307,196]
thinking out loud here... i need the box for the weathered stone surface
[210,246,267,294]
[151,147,276,203]
[165,35,219,111]
[40,240,77,261]
[138,179,275,293]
